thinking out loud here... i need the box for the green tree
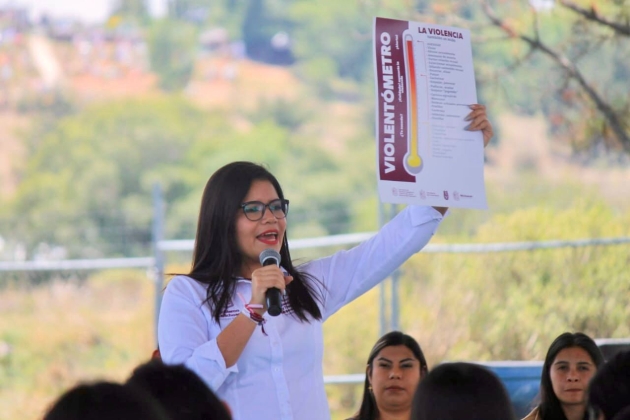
[147,19,198,92]
[289,0,374,82]
[110,0,149,21]
[481,0,630,155]
[241,0,295,64]
[5,93,367,259]
[168,0,210,24]
[8,98,217,258]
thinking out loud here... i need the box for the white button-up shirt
[158,205,443,420]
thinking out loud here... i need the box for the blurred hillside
[0,15,324,198]
[2,27,629,226]
[0,0,629,264]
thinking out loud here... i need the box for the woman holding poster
[157,109,492,420]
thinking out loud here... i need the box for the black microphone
[259,249,282,317]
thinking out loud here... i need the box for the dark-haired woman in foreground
[412,362,515,420]
[587,349,630,420]
[127,359,232,420]
[44,382,169,420]
[349,331,429,420]
[158,106,493,420]
[522,332,604,420]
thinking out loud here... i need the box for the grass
[0,270,155,420]
[0,268,372,420]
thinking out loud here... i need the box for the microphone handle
[266,288,282,317]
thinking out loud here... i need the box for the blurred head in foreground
[588,350,630,420]
[411,362,515,420]
[127,359,232,420]
[43,381,169,420]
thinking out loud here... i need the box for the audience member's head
[411,362,515,420]
[588,350,630,420]
[538,332,604,420]
[351,331,428,420]
[610,406,630,420]
[43,381,170,420]
[126,359,231,420]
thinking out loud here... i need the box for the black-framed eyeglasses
[240,199,290,221]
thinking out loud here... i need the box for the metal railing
[2,186,629,392]
[3,235,630,272]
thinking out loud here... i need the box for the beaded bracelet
[241,304,267,336]
[237,293,268,335]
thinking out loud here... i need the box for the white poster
[374,17,487,209]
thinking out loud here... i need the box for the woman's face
[369,345,422,414]
[235,180,287,277]
[549,346,596,407]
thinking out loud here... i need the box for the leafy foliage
[147,19,198,91]
[110,0,150,21]
[7,97,213,258]
[242,0,295,64]
[401,199,630,363]
[480,0,630,155]
[2,93,365,259]
[322,193,630,416]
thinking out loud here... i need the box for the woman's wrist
[237,291,266,315]
[247,301,266,316]
[241,305,267,336]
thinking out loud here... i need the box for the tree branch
[482,2,630,152]
[559,0,630,37]
[478,47,535,84]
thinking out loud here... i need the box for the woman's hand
[432,104,493,216]
[249,266,293,314]
[465,104,493,147]
[218,266,292,367]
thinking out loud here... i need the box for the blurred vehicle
[480,361,542,418]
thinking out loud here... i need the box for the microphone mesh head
[259,248,281,266]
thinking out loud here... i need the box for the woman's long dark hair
[350,331,428,420]
[538,332,604,420]
[126,359,231,420]
[187,161,323,324]
[44,382,170,420]
[589,350,630,420]
[412,362,515,420]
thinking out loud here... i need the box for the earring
[368,385,373,393]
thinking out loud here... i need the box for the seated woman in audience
[348,331,429,420]
[412,362,515,420]
[43,381,169,420]
[126,359,232,420]
[588,350,630,420]
[523,332,604,420]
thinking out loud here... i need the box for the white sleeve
[157,276,238,390]
[303,206,443,321]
